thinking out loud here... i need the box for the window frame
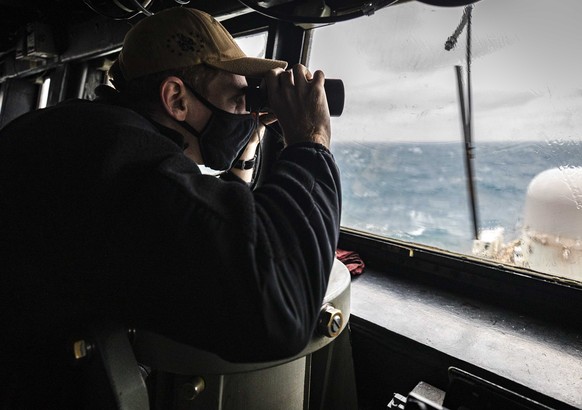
[303,2,582,285]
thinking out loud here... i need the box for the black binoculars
[245,78,345,117]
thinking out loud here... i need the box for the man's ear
[159,76,189,121]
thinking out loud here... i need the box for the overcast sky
[302,0,582,143]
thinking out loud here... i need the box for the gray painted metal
[133,259,351,409]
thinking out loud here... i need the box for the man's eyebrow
[230,86,247,99]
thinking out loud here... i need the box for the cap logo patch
[166,32,205,56]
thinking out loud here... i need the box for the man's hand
[264,64,331,149]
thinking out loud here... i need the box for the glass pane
[236,32,268,58]
[37,77,51,108]
[308,0,582,282]
[0,83,4,117]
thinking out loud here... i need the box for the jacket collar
[149,120,188,150]
[94,85,188,150]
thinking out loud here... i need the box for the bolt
[318,304,344,338]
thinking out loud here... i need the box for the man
[0,6,341,408]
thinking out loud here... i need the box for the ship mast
[446,5,479,240]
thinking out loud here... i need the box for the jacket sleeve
[119,142,342,362]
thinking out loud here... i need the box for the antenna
[447,5,479,241]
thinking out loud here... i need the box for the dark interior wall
[0,78,37,130]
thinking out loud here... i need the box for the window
[236,31,268,59]
[308,0,582,282]
[37,76,51,108]
[0,82,4,117]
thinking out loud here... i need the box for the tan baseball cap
[116,7,288,81]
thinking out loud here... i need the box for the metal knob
[181,376,205,401]
[318,304,344,338]
[73,339,95,360]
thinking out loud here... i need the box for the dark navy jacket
[0,99,341,407]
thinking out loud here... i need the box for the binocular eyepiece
[245,78,345,117]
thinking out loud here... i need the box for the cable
[129,0,154,16]
[83,0,154,20]
[237,0,399,25]
[444,4,472,50]
[83,0,136,20]
[264,122,284,143]
[113,0,136,13]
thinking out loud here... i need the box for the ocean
[331,140,582,254]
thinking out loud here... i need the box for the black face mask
[178,82,258,171]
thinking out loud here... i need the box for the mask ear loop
[250,113,262,189]
[263,121,284,144]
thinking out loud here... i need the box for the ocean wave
[334,141,571,253]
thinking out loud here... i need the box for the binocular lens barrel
[246,78,344,117]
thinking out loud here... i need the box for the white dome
[522,167,582,280]
[523,167,582,237]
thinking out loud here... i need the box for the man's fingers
[264,67,285,94]
[312,70,325,86]
[292,64,313,85]
[279,69,295,87]
[263,64,330,149]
